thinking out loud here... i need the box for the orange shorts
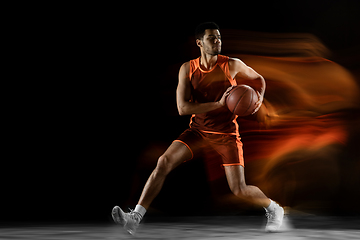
[174,128,244,167]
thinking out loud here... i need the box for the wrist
[216,100,225,107]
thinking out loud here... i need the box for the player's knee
[155,154,173,176]
[230,186,241,197]
[230,184,247,198]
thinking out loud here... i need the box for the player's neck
[199,53,218,71]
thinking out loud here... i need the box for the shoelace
[265,211,278,223]
[127,208,141,222]
[265,212,272,220]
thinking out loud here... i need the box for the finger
[252,102,262,114]
[256,91,262,101]
[224,87,233,95]
[227,85,234,90]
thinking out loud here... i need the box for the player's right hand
[218,85,236,107]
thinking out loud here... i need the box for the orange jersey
[188,55,239,134]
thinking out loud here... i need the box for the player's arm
[229,58,266,113]
[176,62,232,116]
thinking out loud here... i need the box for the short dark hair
[195,22,220,40]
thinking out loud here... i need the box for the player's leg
[212,134,270,207]
[112,140,192,234]
[211,134,284,232]
[224,165,270,207]
[224,165,284,232]
[137,140,192,209]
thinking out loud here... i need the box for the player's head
[195,22,221,56]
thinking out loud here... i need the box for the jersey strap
[189,55,237,86]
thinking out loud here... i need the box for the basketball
[226,85,259,116]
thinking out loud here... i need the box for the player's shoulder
[228,57,246,66]
[180,61,190,69]
[179,61,190,79]
[179,61,190,74]
[228,57,248,71]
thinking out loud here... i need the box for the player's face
[200,29,222,55]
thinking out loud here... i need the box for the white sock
[134,204,147,218]
[264,199,276,212]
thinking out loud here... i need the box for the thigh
[224,165,246,189]
[174,128,206,161]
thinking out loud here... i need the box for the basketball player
[112,22,284,234]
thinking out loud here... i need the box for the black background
[4,1,360,224]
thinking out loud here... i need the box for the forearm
[178,101,222,116]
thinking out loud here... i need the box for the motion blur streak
[211,30,360,211]
[195,31,359,179]
[234,54,359,165]
[221,30,332,58]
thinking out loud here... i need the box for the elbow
[177,105,188,116]
[178,108,187,116]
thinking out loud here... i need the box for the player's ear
[196,39,203,48]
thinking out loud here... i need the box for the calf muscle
[225,165,271,208]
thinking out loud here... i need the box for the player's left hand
[252,91,263,114]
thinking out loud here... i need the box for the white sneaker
[265,203,284,232]
[112,206,141,235]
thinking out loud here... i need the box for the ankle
[134,204,147,219]
[264,199,276,212]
